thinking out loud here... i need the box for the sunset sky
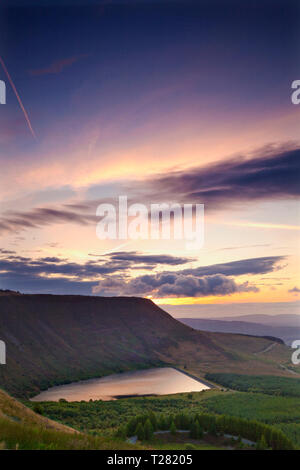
[0,0,299,317]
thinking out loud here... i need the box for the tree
[210,421,217,436]
[189,421,198,439]
[126,417,137,436]
[196,422,204,439]
[158,415,167,431]
[33,404,43,415]
[175,413,185,429]
[256,434,267,450]
[136,423,145,441]
[148,411,157,431]
[167,414,174,428]
[170,421,177,436]
[144,419,154,441]
[115,426,126,440]
[181,413,191,430]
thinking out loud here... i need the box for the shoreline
[173,367,216,389]
[31,366,215,402]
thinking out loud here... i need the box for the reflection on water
[31,367,210,402]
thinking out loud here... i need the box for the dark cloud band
[137,145,300,209]
[0,251,283,297]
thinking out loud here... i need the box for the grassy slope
[159,330,297,376]
[0,388,77,433]
[0,388,142,450]
[0,294,298,398]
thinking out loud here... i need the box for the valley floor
[25,384,300,449]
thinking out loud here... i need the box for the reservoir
[31,367,210,402]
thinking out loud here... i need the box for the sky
[0,0,299,317]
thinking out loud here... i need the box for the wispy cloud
[1,144,299,236]
[136,145,300,209]
[289,286,300,295]
[0,207,96,235]
[227,221,300,231]
[29,54,89,76]
[179,256,285,277]
[107,251,195,266]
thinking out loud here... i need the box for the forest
[27,388,300,449]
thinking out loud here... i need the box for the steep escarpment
[0,294,294,397]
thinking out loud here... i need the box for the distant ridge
[216,314,300,328]
[178,318,300,346]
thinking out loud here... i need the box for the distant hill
[217,314,300,328]
[178,318,300,346]
[0,294,297,398]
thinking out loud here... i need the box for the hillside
[0,388,76,433]
[0,293,297,398]
[0,388,141,450]
[178,318,300,346]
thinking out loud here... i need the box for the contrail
[0,56,36,139]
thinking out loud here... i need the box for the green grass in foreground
[0,417,142,450]
[142,431,253,450]
[144,441,222,450]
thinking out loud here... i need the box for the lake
[31,367,210,402]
